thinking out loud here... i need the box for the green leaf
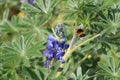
[98,62,112,74]
[77,67,82,77]
[36,0,47,13]
[19,35,25,51]
[26,68,41,80]
[39,67,49,80]
[21,3,41,13]
[108,56,115,72]
[97,70,112,76]
[70,73,76,80]
[25,34,36,49]
[0,53,21,67]
[45,0,51,12]
[23,57,30,67]
[48,61,61,79]
[3,9,9,20]
[80,44,96,53]
[102,0,119,8]
[51,0,60,8]
[97,54,120,79]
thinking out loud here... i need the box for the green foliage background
[0,0,120,80]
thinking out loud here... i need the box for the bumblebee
[76,28,85,38]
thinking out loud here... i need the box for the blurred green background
[0,0,120,80]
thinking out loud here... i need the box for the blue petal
[46,45,53,50]
[64,44,69,49]
[52,40,59,45]
[56,51,65,60]
[48,50,54,56]
[60,52,65,56]
[52,41,59,49]
[43,50,55,57]
[56,54,61,60]
[47,40,53,47]
[57,51,65,56]
[48,35,55,41]
[59,57,65,63]
[43,51,49,57]
[48,57,53,61]
[59,42,65,48]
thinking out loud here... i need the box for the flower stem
[51,27,59,39]
[56,34,76,77]
[63,34,76,61]
[70,33,101,53]
[56,33,101,77]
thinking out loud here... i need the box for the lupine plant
[0,0,120,80]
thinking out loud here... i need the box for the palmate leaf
[0,21,18,32]
[94,32,120,54]
[93,5,120,34]
[0,68,20,80]
[0,53,21,67]
[62,0,78,20]
[101,0,119,9]
[51,0,60,8]
[39,66,49,80]
[0,0,18,6]
[36,0,60,13]
[0,11,19,33]
[62,0,101,27]
[1,14,25,33]
[21,3,41,14]
[25,68,42,80]
[22,61,62,80]
[1,34,42,67]
[97,54,120,79]
[68,66,90,80]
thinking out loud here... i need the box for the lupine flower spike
[43,23,69,70]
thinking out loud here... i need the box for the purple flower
[28,0,36,5]
[20,0,36,5]
[43,35,69,62]
[43,23,69,68]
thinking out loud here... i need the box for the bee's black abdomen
[77,29,84,33]
[80,34,85,37]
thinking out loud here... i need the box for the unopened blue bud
[55,23,66,42]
